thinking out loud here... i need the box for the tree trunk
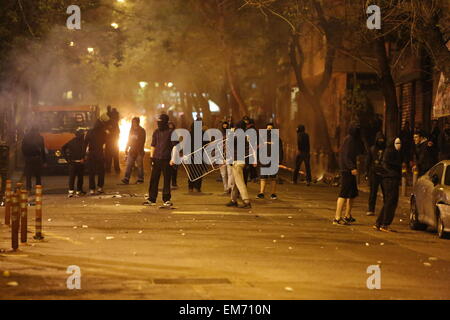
[374,36,399,141]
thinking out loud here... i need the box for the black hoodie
[365,131,386,175]
[22,128,46,162]
[338,126,362,172]
[62,132,85,163]
[84,120,107,158]
[380,138,402,179]
[296,125,310,154]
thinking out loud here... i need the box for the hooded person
[293,124,311,185]
[375,137,403,232]
[121,117,146,185]
[22,126,47,193]
[365,131,386,216]
[144,113,176,206]
[413,130,435,177]
[105,107,121,173]
[62,128,86,197]
[84,118,108,195]
[334,124,363,225]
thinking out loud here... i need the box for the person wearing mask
[22,126,47,193]
[413,130,435,177]
[438,122,450,160]
[62,129,86,197]
[293,125,311,186]
[226,120,256,209]
[84,115,109,195]
[219,121,234,194]
[144,114,175,206]
[257,123,283,200]
[334,125,362,225]
[168,121,179,189]
[105,106,121,173]
[365,132,386,216]
[121,117,146,185]
[374,138,402,232]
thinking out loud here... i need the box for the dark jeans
[188,177,202,191]
[105,143,120,172]
[69,163,84,191]
[368,172,382,212]
[293,153,311,183]
[148,159,171,202]
[171,165,178,186]
[124,152,144,182]
[24,157,43,191]
[87,156,105,190]
[376,177,400,227]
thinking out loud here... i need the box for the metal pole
[11,191,19,251]
[34,185,44,240]
[20,190,28,243]
[4,180,11,225]
[401,165,407,196]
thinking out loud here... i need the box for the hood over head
[297,125,305,133]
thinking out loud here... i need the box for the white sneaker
[97,187,104,194]
[366,211,375,216]
[89,190,96,196]
[163,201,173,207]
[68,190,75,198]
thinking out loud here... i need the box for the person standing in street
[22,126,47,193]
[144,114,174,207]
[365,131,386,216]
[374,138,403,232]
[121,117,146,185]
[226,120,256,209]
[84,115,109,195]
[413,130,435,177]
[334,125,362,225]
[105,106,121,173]
[257,123,283,200]
[62,129,86,197]
[293,125,311,186]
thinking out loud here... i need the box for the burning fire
[118,116,147,152]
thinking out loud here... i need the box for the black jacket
[84,120,107,158]
[339,127,362,172]
[380,139,402,179]
[297,127,310,154]
[22,130,46,162]
[127,126,146,156]
[62,136,85,163]
[365,132,386,176]
[414,140,435,176]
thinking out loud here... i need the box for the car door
[423,164,444,225]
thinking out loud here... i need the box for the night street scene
[1,0,450,306]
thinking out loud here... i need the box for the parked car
[410,160,450,239]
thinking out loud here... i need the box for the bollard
[34,185,44,240]
[20,190,28,243]
[11,191,19,251]
[4,180,11,225]
[401,166,407,196]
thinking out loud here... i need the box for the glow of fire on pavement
[118,116,148,152]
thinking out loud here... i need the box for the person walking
[257,123,283,200]
[84,116,109,195]
[365,131,386,216]
[374,138,402,232]
[226,120,256,209]
[105,106,121,173]
[62,129,86,197]
[333,125,362,225]
[121,117,146,185]
[293,125,311,186]
[22,126,47,193]
[144,114,175,206]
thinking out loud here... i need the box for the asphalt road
[1,169,449,300]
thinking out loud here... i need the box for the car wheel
[410,197,427,230]
[437,213,450,239]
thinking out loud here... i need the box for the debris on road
[138,230,143,234]
[47,218,52,222]
[82,225,88,228]
[284,286,293,292]
[423,262,432,267]
[106,236,115,240]
[429,257,438,261]
[365,243,370,246]
[6,281,19,287]
[380,243,385,246]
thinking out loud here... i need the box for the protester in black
[334,125,362,225]
[145,114,175,206]
[365,131,386,216]
[375,138,402,232]
[413,130,435,177]
[22,126,47,192]
[122,117,146,184]
[84,117,108,195]
[62,129,86,197]
[293,125,311,185]
[105,106,121,173]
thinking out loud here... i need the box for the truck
[31,105,99,172]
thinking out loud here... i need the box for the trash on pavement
[429,257,438,261]
[423,262,432,267]
[284,286,293,292]
[6,281,19,287]
[106,236,115,240]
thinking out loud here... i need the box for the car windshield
[37,111,94,133]
[445,166,450,186]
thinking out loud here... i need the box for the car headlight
[55,150,62,157]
